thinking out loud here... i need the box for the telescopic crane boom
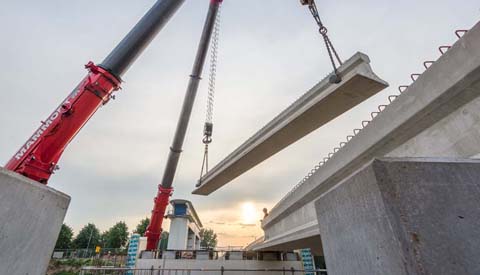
[4,0,185,183]
[145,0,224,250]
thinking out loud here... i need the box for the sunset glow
[241,202,258,225]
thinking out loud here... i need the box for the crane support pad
[193,52,388,195]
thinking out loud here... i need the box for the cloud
[207,221,256,228]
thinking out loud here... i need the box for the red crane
[5,0,186,183]
[4,0,337,252]
[145,0,224,251]
[4,0,224,251]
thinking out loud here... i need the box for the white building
[166,199,203,251]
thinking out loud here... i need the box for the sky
[0,0,478,247]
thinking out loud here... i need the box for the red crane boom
[5,0,185,183]
[4,0,224,252]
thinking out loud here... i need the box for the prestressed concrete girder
[193,52,388,195]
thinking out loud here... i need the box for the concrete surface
[0,167,70,275]
[136,258,304,275]
[248,200,324,255]
[193,52,388,195]
[388,95,480,158]
[315,157,480,275]
[253,20,480,251]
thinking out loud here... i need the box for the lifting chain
[198,5,222,184]
[301,0,343,83]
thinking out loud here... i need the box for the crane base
[0,167,70,275]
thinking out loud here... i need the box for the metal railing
[140,250,298,261]
[53,248,127,259]
[80,267,327,275]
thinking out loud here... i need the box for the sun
[241,202,258,225]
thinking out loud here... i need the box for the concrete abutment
[315,157,480,275]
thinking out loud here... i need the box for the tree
[104,221,129,248]
[199,228,217,249]
[73,223,101,249]
[134,217,150,236]
[55,223,73,249]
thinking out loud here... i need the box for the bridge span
[249,21,480,257]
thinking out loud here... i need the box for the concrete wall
[168,217,203,250]
[138,237,148,258]
[315,158,480,275]
[187,229,196,250]
[252,201,323,255]
[388,96,480,158]
[0,167,70,275]
[167,218,189,250]
[137,258,303,275]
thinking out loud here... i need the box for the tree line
[55,218,151,250]
[55,217,217,250]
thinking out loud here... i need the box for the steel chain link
[306,0,343,80]
[199,5,222,182]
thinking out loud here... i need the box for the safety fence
[53,248,127,259]
[143,250,298,261]
[80,267,327,275]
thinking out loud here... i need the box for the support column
[0,167,70,275]
[315,157,480,275]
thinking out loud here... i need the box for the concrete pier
[315,158,480,275]
[0,167,70,275]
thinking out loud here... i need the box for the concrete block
[0,167,70,275]
[315,158,480,275]
[194,52,388,195]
